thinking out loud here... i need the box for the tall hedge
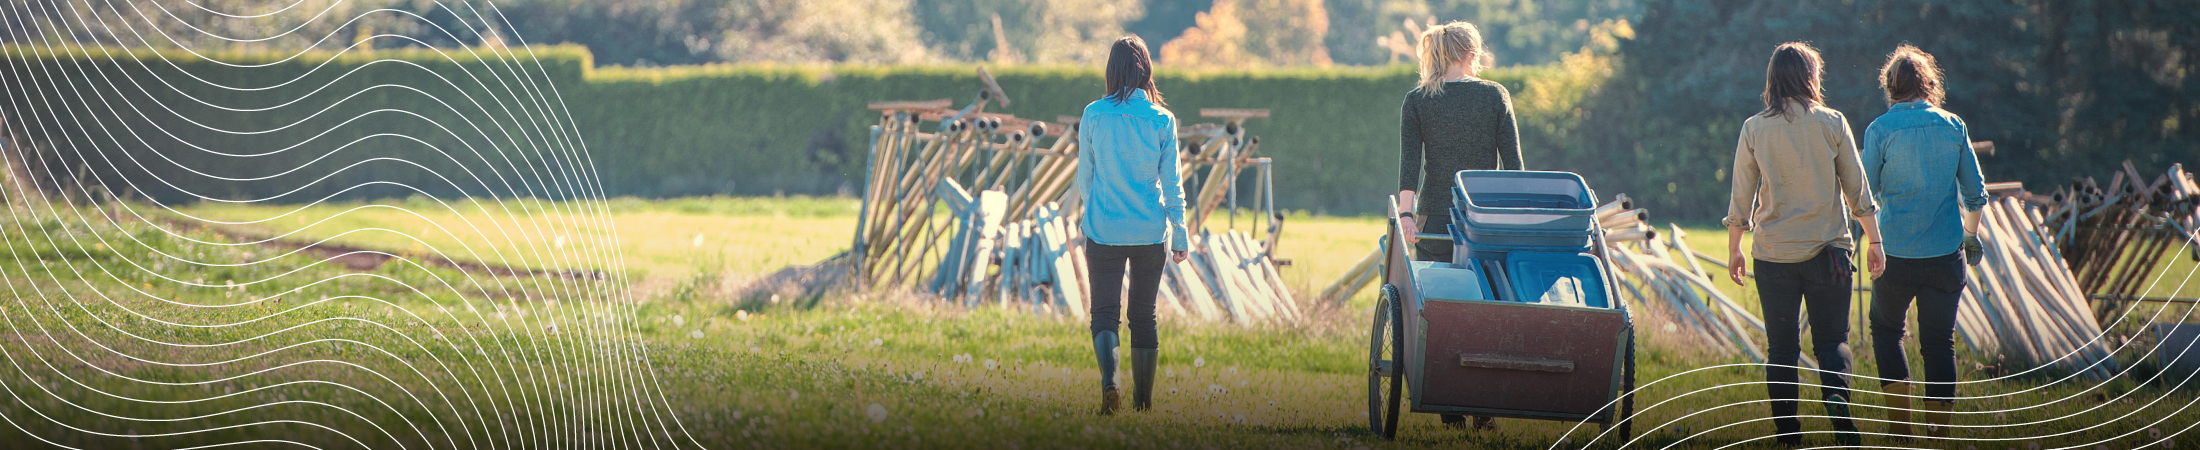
[0,45,1616,215]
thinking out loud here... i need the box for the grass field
[6,197,2198,448]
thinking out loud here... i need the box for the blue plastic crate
[1450,208,1594,250]
[1505,251,1610,308]
[1450,170,1599,234]
[1409,261,1495,305]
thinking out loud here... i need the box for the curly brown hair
[1879,44,1945,106]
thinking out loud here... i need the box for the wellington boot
[1884,382,1913,437]
[1922,400,1953,438]
[1825,394,1861,446]
[1131,349,1158,411]
[1101,388,1121,416]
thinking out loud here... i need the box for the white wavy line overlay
[0,1,698,448]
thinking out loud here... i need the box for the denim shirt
[1077,89,1189,251]
[1861,101,1988,259]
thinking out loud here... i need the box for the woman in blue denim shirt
[1859,45,1988,440]
[1076,35,1192,416]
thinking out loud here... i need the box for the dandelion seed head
[866,403,888,423]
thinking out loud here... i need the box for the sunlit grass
[24,198,2193,448]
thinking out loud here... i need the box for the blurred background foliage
[0,0,2192,218]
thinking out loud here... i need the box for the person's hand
[1400,215,1420,244]
[1727,250,1749,286]
[1961,234,1984,266]
[1171,250,1189,263]
[1866,244,1887,279]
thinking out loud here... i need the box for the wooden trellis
[850,68,1298,324]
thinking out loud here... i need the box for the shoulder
[1458,78,1511,98]
[1929,106,1966,127]
[1082,98,1112,116]
[1403,87,1426,101]
[1807,104,1846,122]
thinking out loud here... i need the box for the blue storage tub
[1450,170,1599,234]
[1410,261,1496,305]
[1450,208,1594,250]
[1505,251,1610,308]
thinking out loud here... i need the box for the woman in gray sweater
[1393,20,1522,431]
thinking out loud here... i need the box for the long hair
[1759,42,1825,119]
[1104,35,1164,106]
[1879,44,1945,106]
[1414,22,1490,97]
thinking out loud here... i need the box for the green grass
[11,199,2200,448]
[176,195,860,281]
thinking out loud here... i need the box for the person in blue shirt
[1076,35,1191,416]
[1859,44,1987,440]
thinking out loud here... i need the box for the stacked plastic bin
[1444,170,1611,308]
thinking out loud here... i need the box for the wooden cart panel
[1414,300,1626,417]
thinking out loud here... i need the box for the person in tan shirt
[1722,42,1885,447]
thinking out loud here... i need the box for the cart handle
[1415,233,1452,242]
[1459,353,1575,373]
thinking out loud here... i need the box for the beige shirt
[1722,101,1879,263]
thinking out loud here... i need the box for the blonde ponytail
[1414,22,1490,97]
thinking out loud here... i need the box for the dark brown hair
[1879,44,1944,106]
[1104,35,1165,106]
[1759,42,1825,119]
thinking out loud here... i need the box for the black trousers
[1086,240,1166,349]
[1755,248,1856,433]
[1870,252,1965,401]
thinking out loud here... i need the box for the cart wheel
[1367,284,1406,439]
[1600,330,1638,441]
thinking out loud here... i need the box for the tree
[1160,0,1332,67]
[913,0,1144,65]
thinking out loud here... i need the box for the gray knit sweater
[1399,77,1523,222]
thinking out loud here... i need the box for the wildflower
[866,403,889,423]
[1194,357,1206,368]
[788,390,799,402]
[870,338,883,348]
[1166,368,1176,378]
[689,330,704,339]
[1209,384,1224,395]
[737,310,750,321]
[1227,366,1237,375]
[984,359,999,370]
[672,315,685,327]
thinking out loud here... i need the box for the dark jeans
[1086,240,1166,349]
[1871,252,1965,401]
[1755,248,1856,433]
[1412,214,1454,263]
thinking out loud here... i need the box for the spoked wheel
[1367,284,1406,439]
[1600,329,1638,440]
